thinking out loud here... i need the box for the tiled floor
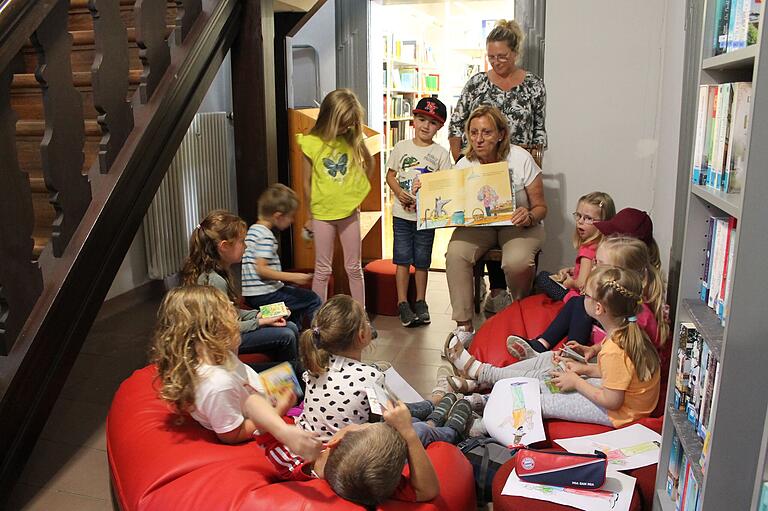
[6,272,487,510]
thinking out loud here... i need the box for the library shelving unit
[654,2,768,510]
[382,35,441,169]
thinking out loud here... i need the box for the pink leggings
[312,211,365,307]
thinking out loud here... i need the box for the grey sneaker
[398,302,418,327]
[413,300,431,324]
[483,289,512,315]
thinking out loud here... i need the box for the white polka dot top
[296,354,382,442]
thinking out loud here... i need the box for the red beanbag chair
[108,365,476,511]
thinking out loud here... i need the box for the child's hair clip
[311,326,322,347]
[627,315,638,323]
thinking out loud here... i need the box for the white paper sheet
[501,468,636,511]
[384,367,423,403]
[555,424,661,472]
[483,377,546,446]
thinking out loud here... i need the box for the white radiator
[143,112,236,279]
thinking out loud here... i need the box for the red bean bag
[107,365,476,511]
[469,294,671,510]
[364,259,417,316]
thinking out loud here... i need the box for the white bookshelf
[654,2,768,510]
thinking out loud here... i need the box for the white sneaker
[483,289,512,315]
[431,366,454,401]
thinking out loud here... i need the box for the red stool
[363,259,416,316]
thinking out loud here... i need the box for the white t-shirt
[242,223,284,297]
[296,354,383,442]
[454,145,541,210]
[190,353,265,434]
[387,139,451,221]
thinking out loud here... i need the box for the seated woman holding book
[445,105,547,348]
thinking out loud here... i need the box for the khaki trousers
[446,224,545,322]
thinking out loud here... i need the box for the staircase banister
[0,0,56,72]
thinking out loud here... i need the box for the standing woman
[449,19,547,314]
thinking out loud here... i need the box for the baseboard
[97,280,165,321]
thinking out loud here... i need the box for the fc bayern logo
[521,457,535,470]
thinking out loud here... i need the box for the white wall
[291,0,336,107]
[542,0,684,272]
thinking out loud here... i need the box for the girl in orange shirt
[446,266,660,427]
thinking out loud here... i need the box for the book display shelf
[654,1,768,510]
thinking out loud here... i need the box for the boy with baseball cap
[385,97,451,327]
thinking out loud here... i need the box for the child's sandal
[443,335,479,377]
[447,375,479,393]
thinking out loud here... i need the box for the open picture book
[416,161,515,230]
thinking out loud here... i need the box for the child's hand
[259,315,288,328]
[565,341,595,360]
[563,360,591,376]
[273,388,297,416]
[397,189,415,208]
[550,369,581,392]
[411,178,422,194]
[280,426,323,462]
[382,400,414,436]
[289,272,313,286]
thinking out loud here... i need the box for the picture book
[259,302,290,319]
[416,161,516,230]
[559,345,587,364]
[259,362,303,400]
[548,274,568,290]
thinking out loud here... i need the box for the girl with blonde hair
[299,89,375,322]
[445,267,661,427]
[151,285,322,456]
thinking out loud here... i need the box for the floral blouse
[449,71,547,150]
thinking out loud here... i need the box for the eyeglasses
[572,212,598,225]
[486,53,511,63]
[469,129,498,140]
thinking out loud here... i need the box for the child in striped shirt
[242,184,321,328]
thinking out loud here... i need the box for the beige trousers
[446,224,545,322]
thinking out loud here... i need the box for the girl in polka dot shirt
[296,295,381,442]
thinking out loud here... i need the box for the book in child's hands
[416,161,516,230]
[259,302,290,318]
[559,345,588,364]
[259,362,303,400]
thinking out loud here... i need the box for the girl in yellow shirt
[298,89,374,310]
[445,266,660,427]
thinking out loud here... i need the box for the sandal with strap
[443,334,479,377]
[444,399,474,438]
[447,375,480,393]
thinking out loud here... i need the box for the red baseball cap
[594,208,654,244]
[413,97,447,125]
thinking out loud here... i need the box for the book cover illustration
[259,362,303,400]
[259,301,290,318]
[416,161,516,230]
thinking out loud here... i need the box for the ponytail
[611,321,660,382]
[299,295,367,376]
[644,263,669,346]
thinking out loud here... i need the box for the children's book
[259,302,290,318]
[559,345,588,364]
[724,82,752,193]
[692,85,710,185]
[259,362,303,400]
[416,161,516,230]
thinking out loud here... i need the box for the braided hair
[587,266,660,382]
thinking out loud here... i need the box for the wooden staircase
[0,0,243,501]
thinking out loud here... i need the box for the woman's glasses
[469,129,498,140]
[572,212,598,225]
[487,53,511,63]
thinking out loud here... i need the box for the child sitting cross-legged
[297,294,474,446]
[445,266,661,427]
[254,399,440,507]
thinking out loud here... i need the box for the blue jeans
[412,419,459,447]
[393,217,435,270]
[240,321,302,378]
[245,285,322,329]
[538,296,594,346]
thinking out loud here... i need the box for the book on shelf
[727,0,749,52]
[698,214,737,322]
[676,452,690,511]
[749,0,764,46]
[710,83,733,192]
[699,363,722,473]
[716,0,762,54]
[684,465,701,511]
[724,82,752,193]
[714,0,732,55]
[698,354,719,440]
[707,218,729,310]
[699,216,720,303]
[667,431,683,498]
[692,86,710,185]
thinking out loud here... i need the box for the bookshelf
[382,35,441,168]
[654,1,768,510]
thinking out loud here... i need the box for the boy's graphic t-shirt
[242,223,284,297]
[297,134,371,221]
[387,139,451,221]
[191,353,265,434]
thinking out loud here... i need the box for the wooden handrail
[0,0,56,72]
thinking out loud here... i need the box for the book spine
[721,220,738,322]
[716,217,737,318]
[727,0,740,51]
[707,219,728,310]
[726,82,752,192]
[667,431,682,498]
[718,83,734,191]
[700,361,722,472]
[706,86,719,187]
[676,453,690,511]
[700,217,716,302]
[696,342,711,434]
[693,86,710,185]
[684,465,699,511]
[698,355,719,439]
[715,0,732,54]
